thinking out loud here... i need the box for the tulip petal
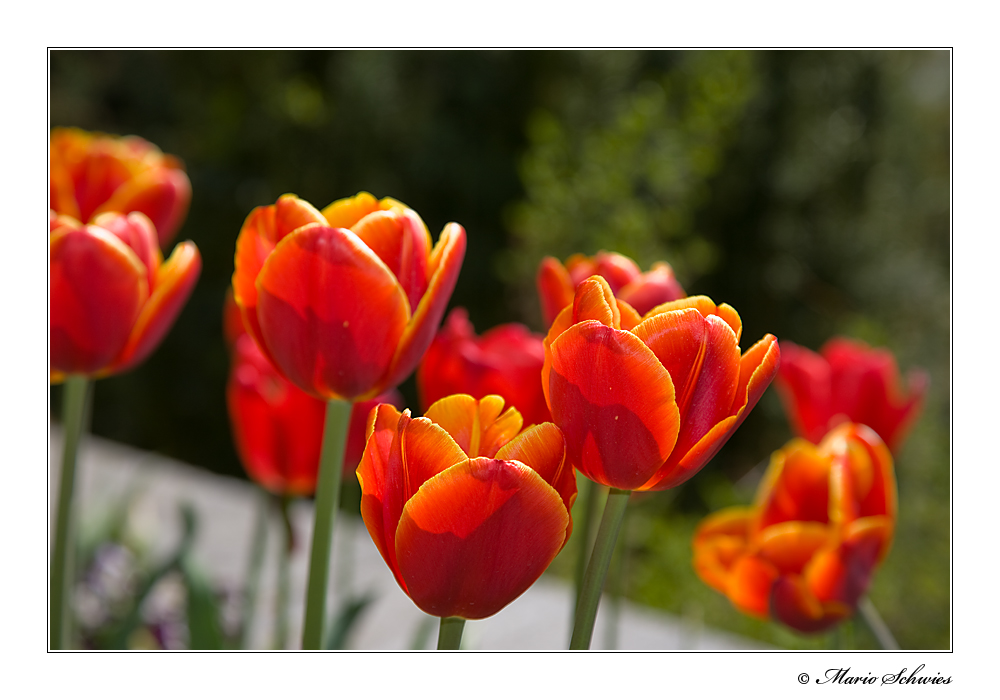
[112,241,202,374]
[96,166,192,246]
[692,506,753,593]
[572,276,620,329]
[321,191,396,229]
[805,516,892,607]
[643,296,742,343]
[756,440,831,529]
[633,309,740,458]
[546,321,679,489]
[594,251,642,292]
[351,208,431,311]
[536,256,575,327]
[757,521,833,575]
[774,341,834,444]
[381,223,466,394]
[617,262,686,316]
[394,456,568,619]
[496,422,576,541]
[423,394,524,458]
[256,224,410,399]
[50,225,148,375]
[726,554,778,618]
[771,574,849,633]
[92,211,161,292]
[358,405,409,588]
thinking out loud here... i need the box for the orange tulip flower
[775,338,928,453]
[50,211,201,382]
[693,423,896,634]
[542,276,779,491]
[357,394,576,619]
[537,251,685,327]
[417,307,551,428]
[232,192,465,402]
[50,128,192,247]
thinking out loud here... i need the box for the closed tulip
[775,338,928,453]
[537,250,685,327]
[225,292,401,491]
[693,423,896,634]
[50,211,201,382]
[417,307,550,427]
[357,394,576,619]
[542,276,779,491]
[50,128,192,247]
[232,192,465,402]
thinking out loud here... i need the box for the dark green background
[50,50,950,649]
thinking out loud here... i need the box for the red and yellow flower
[50,211,201,382]
[357,394,576,619]
[232,192,465,402]
[50,128,192,247]
[693,423,896,633]
[542,276,779,491]
[417,307,550,428]
[775,338,928,453]
[537,251,685,327]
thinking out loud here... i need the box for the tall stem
[50,376,92,650]
[604,506,629,650]
[301,398,352,649]
[569,488,630,650]
[275,495,293,650]
[240,489,270,649]
[572,479,600,624]
[858,595,900,650]
[437,616,466,650]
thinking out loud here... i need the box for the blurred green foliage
[50,50,949,650]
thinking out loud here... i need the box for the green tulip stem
[437,616,466,650]
[572,478,600,628]
[240,489,270,649]
[51,375,92,650]
[275,495,294,650]
[858,595,900,650]
[569,487,630,650]
[301,397,353,650]
[604,505,629,650]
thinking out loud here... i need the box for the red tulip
[50,212,201,382]
[357,394,576,619]
[417,307,551,427]
[693,423,896,634]
[50,128,192,247]
[542,276,779,491]
[231,192,465,402]
[775,338,928,453]
[537,251,685,327]
[224,291,401,491]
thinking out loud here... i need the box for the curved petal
[351,208,431,311]
[756,440,831,529]
[642,334,781,491]
[770,574,849,634]
[496,422,575,542]
[546,321,679,489]
[805,516,892,607]
[757,521,833,575]
[92,211,160,292]
[633,309,740,461]
[593,251,641,292]
[321,191,401,229]
[617,262,686,316]
[692,507,754,593]
[572,276,620,329]
[394,456,568,619]
[111,241,202,374]
[725,554,778,618]
[423,394,524,458]
[256,225,410,399]
[380,222,466,394]
[536,256,575,327]
[50,225,147,375]
[642,295,742,343]
[96,166,192,246]
[357,405,409,589]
